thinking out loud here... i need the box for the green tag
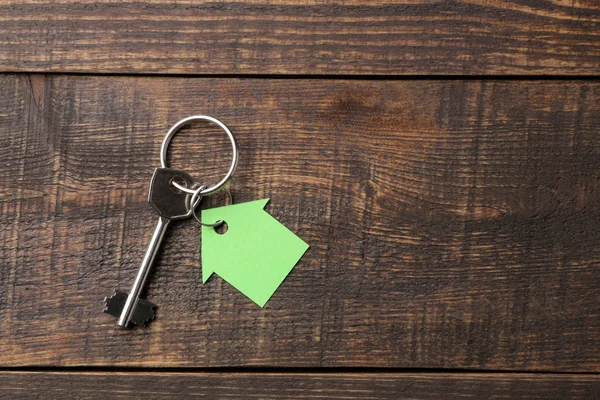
[201,199,309,307]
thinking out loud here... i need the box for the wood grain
[1,372,598,399]
[0,1,599,75]
[0,74,599,371]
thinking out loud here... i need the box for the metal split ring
[160,115,239,196]
[188,184,233,227]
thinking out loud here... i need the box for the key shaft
[118,216,170,327]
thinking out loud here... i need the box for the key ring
[160,115,239,196]
[188,184,233,227]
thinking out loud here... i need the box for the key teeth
[103,291,117,312]
[103,290,157,327]
[142,305,157,326]
[103,290,128,318]
[131,299,157,327]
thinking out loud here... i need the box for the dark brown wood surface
[1,74,598,371]
[1,1,599,76]
[1,372,599,399]
[2,1,599,394]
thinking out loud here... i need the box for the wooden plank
[0,372,598,399]
[0,1,599,75]
[0,74,599,370]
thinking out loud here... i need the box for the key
[104,167,199,328]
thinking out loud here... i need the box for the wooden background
[0,1,599,398]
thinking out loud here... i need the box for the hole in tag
[215,221,228,235]
[169,176,187,194]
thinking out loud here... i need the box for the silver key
[104,167,199,328]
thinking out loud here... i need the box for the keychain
[104,116,308,328]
